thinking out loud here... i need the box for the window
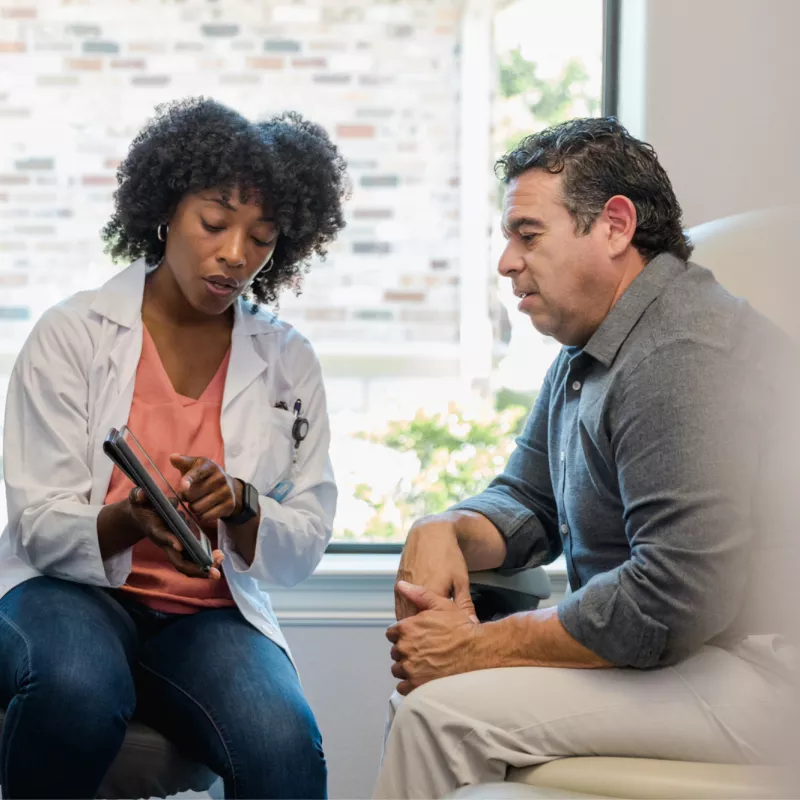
[0,0,616,547]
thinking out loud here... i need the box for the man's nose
[497,241,523,277]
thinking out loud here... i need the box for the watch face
[245,482,258,515]
[244,483,258,511]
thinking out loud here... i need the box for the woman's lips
[203,278,237,298]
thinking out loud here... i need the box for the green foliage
[354,399,533,541]
[495,387,538,434]
[494,386,537,412]
[499,49,596,128]
[499,48,539,98]
[497,49,599,160]
[379,410,515,470]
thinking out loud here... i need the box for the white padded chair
[0,706,218,799]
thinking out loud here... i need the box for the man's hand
[127,488,224,580]
[387,583,611,694]
[395,516,478,622]
[170,454,241,525]
[387,580,483,695]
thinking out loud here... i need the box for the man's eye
[521,233,538,244]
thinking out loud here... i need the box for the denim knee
[18,646,135,740]
[227,698,326,798]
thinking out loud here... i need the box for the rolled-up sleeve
[4,306,131,587]
[452,358,562,571]
[558,341,758,668]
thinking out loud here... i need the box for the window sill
[271,552,568,627]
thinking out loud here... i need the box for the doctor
[0,98,348,799]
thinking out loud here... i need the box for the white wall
[619,0,800,227]
[284,624,396,799]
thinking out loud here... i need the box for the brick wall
[0,0,468,375]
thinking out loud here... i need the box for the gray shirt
[455,253,795,668]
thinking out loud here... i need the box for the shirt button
[560,523,569,535]
[572,380,582,391]
[228,444,242,458]
[560,450,565,462]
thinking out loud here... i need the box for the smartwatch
[224,479,259,525]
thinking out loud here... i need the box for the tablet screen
[119,425,213,560]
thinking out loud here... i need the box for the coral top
[105,326,236,614]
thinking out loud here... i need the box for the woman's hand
[170,454,241,525]
[170,454,260,566]
[127,488,224,579]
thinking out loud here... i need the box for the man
[374,118,797,799]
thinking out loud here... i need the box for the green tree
[353,399,535,541]
[499,48,599,129]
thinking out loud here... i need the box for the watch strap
[223,479,258,525]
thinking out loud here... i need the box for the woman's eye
[252,237,273,248]
[201,219,225,233]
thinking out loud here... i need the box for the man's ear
[603,195,637,258]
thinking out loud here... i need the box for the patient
[375,117,798,798]
[0,97,347,798]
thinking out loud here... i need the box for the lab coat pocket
[255,407,296,500]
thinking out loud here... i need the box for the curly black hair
[102,97,349,305]
[497,117,692,263]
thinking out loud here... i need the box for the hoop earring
[157,224,168,243]
[263,257,274,273]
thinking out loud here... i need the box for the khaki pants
[373,638,795,799]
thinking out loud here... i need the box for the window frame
[328,0,621,556]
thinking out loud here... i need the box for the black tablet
[103,426,214,573]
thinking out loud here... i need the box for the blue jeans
[0,576,326,799]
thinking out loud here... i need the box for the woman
[0,97,348,799]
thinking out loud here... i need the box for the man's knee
[390,677,464,739]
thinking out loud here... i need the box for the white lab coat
[0,259,337,659]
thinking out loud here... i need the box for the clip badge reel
[266,401,310,504]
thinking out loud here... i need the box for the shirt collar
[88,257,148,328]
[582,252,687,368]
[89,258,280,336]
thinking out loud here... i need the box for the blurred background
[0,0,605,545]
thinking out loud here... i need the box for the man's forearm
[477,605,611,669]
[442,511,603,668]
[443,509,508,571]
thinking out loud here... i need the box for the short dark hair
[102,97,349,305]
[496,117,693,262]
